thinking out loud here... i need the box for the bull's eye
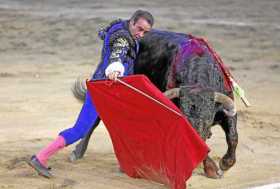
[190,104,196,113]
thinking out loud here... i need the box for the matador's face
[129,17,152,40]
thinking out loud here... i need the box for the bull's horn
[214,92,236,117]
[71,76,87,103]
[164,88,180,99]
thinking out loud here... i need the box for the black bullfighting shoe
[28,155,52,178]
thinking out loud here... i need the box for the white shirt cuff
[105,61,125,77]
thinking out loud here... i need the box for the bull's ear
[163,88,180,99]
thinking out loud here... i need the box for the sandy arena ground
[0,0,280,188]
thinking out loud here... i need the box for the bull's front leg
[219,113,238,171]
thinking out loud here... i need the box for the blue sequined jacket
[92,19,139,79]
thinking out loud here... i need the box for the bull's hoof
[203,157,223,179]
[219,156,236,171]
[204,166,223,179]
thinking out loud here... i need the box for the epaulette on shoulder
[98,19,123,40]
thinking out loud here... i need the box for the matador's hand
[108,71,121,81]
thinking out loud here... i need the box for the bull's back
[135,30,227,93]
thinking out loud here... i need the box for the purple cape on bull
[60,19,139,146]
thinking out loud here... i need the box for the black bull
[71,30,238,179]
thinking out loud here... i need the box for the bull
[71,29,238,179]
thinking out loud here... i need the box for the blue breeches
[59,91,99,145]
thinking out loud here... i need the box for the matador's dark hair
[130,10,154,27]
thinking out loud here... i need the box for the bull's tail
[72,77,87,103]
